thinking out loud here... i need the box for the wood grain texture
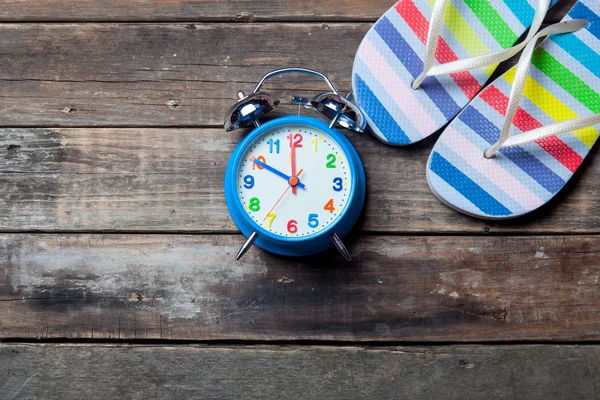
[0,1,391,22]
[1,234,599,341]
[0,0,576,22]
[1,128,599,234]
[0,0,591,355]
[0,23,367,127]
[1,344,599,400]
[0,3,577,128]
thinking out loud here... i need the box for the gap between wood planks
[0,0,574,23]
[0,230,599,237]
[7,338,600,347]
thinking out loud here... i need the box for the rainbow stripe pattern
[352,0,558,145]
[426,0,600,219]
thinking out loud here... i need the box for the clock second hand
[263,169,304,222]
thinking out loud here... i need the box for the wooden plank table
[1,0,599,398]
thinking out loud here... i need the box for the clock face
[236,123,353,239]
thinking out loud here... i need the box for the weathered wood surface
[0,1,390,22]
[0,0,592,353]
[1,344,599,400]
[0,23,367,127]
[1,234,599,341]
[0,0,575,22]
[0,5,575,129]
[0,0,596,394]
[2,128,599,234]
[0,10,592,237]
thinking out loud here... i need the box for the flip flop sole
[426,0,600,220]
[352,0,557,146]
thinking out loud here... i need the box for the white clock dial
[236,124,352,238]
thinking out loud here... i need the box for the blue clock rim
[225,115,362,245]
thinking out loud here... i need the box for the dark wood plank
[0,1,390,22]
[2,128,599,234]
[1,344,599,399]
[0,23,367,127]
[0,0,576,23]
[0,13,578,128]
[1,234,599,341]
[0,8,579,125]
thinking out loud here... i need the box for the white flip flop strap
[485,19,593,158]
[412,0,550,90]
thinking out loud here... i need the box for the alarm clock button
[224,92,280,132]
[311,92,366,133]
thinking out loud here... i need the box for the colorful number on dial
[332,177,343,192]
[287,220,298,233]
[311,137,318,152]
[266,213,276,227]
[267,139,280,154]
[287,133,303,148]
[251,156,266,170]
[308,214,319,228]
[244,175,255,189]
[249,197,261,212]
[324,199,335,213]
[326,154,336,168]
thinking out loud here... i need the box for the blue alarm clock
[224,68,367,261]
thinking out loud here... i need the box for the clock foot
[330,233,352,262]
[236,232,259,260]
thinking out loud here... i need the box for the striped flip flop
[353,0,559,146]
[426,0,600,220]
